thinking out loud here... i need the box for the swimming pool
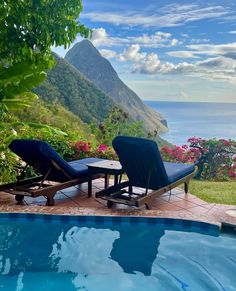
[0,213,235,291]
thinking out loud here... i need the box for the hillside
[15,98,90,136]
[65,40,168,134]
[34,54,114,124]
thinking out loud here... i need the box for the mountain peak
[65,41,167,134]
[66,39,106,62]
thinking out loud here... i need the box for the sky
[53,0,236,103]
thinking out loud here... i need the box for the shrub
[91,106,145,145]
[0,123,76,183]
[161,137,236,181]
[72,140,117,160]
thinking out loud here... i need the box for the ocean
[145,101,236,145]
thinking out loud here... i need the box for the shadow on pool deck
[0,178,235,226]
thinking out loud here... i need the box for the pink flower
[98,144,108,151]
[182,144,188,150]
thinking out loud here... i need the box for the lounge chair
[96,136,195,209]
[0,139,104,206]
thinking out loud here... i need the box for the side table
[87,160,124,197]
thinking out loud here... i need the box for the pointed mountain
[65,40,168,133]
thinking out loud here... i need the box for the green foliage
[91,106,145,145]
[188,137,236,181]
[161,137,236,181]
[34,54,114,124]
[72,140,117,160]
[0,122,77,183]
[0,0,90,109]
[15,98,90,136]
[0,124,20,183]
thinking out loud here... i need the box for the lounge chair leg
[107,200,113,208]
[145,203,150,210]
[15,195,24,203]
[105,174,110,188]
[46,196,55,206]
[184,181,189,194]
[88,178,92,197]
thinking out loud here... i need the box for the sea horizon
[144,100,236,105]
[145,100,236,145]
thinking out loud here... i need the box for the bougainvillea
[72,140,117,160]
[161,137,236,181]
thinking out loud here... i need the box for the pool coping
[0,205,222,228]
[0,210,221,238]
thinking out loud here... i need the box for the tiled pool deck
[0,178,236,227]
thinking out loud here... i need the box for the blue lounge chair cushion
[113,136,169,189]
[68,158,103,176]
[112,136,195,190]
[164,162,195,184]
[9,139,103,182]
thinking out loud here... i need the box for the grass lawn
[188,180,236,206]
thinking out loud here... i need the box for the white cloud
[83,5,229,28]
[157,57,236,84]
[91,28,126,47]
[132,52,160,74]
[116,44,236,84]
[118,44,160,74]
[91,29,236,84]
[128,32,181,48]
[168,42,236,60]
[119,45,142,62]
[91,28,179,48]
[229,30,236,34]
[99,49,117,59]
[167,51,199,59]
[189,38,210,44]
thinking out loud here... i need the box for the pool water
[0,215,235,291]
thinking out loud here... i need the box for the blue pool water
[0,214,235,291]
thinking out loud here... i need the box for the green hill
[15,98,89,136]
[34,54,114,124]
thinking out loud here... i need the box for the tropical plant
[72,140,117,160]
[161,137,236,181]
[91,106,145,145]
[0,0,90,114]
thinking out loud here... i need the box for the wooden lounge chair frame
[96,136,195,209]
[96,172,194,209]
[0,139,107,206]
[0,161,103,206]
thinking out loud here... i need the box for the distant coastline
[145,101,236,145]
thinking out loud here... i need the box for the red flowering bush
[161,144,200,164]
[72,140,117,160]
[73,141,92,158]
[161,137,236,181]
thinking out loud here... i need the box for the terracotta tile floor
[0,178,236,227]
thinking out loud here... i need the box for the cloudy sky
[54,0,236,103]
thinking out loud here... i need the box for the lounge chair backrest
[9,139,77,182]
[112,136,169,190]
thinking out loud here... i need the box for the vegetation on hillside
[15,99,89,135]
[34,54,114,124]
[65,40,168,134]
